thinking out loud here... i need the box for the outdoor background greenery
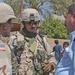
[4,0,74,39]
[40,16,69,39]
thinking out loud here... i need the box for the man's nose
[32,24,36,27]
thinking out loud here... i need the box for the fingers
[43,62,56,72]
[43,63,51,72]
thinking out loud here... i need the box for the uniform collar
[0,35,5,42]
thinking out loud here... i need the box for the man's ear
[73,12,75,25]
[73,12,75,19]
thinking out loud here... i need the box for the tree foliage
[5,0,20,20]
[4,0,51,21]
[4,0,75,19]
[24,0,51,20]
[48,0,75,15]
[41,16,69,39]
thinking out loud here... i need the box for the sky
[0,0,4,2]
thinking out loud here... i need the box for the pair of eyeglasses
[25,21,39,25]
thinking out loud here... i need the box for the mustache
[30,26,42,29]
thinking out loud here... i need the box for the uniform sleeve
[43,37,52,55]
[8,35,18,51]
[8,36,18,54]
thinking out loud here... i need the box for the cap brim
[0,15,16,23]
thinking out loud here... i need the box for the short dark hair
[54,40,59,44]
[63,41,69,46]
[67,4,75,15]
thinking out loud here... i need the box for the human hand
[43,62,56,72]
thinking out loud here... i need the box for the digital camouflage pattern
[0,35,19,75]
[7,34,20,75]
[0,35,12,75]
[11,49,19,75]
[19,34,49,75]
[8,31,56,75]
[0,2,18,75]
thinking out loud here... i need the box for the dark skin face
[64,10,75,33]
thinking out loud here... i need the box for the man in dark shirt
[53,40,62,63]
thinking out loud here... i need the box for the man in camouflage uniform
[9,8,56,75]
[0,3,19,75]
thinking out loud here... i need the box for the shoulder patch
[0,44,5,51]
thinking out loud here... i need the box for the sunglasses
[25,21,40,25]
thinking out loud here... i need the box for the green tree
[41,16,69,39]
[5,0,51,21]
[5,0,20,20]
[24,0,51,19]
[48,0,74,15]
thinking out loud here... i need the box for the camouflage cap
[21,8,40,22]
